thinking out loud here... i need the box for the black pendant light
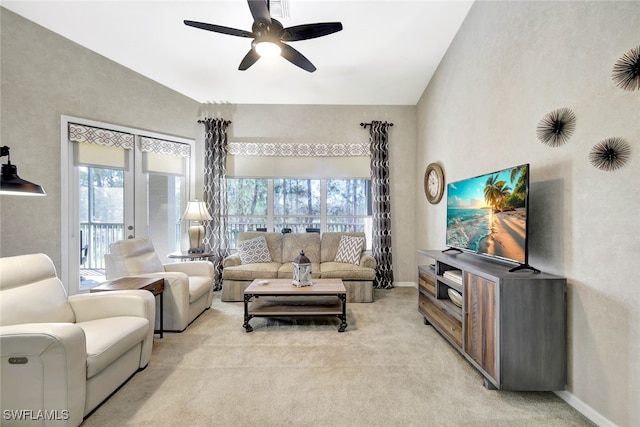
[0,146,46,196]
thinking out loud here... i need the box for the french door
[62,116,193,295]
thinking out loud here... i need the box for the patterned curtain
[201,118,231,290]
[367,121,394,289]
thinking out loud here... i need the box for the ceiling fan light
[255,41,281,58]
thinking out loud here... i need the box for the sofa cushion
[237,236,272,264]
[282,233,321,263]
[277,262,322,279]
[334,235,365,265]
[320,262,376,280]
[237,232,283,263]
[222,262,281,281]
[77,316,149,379]
[321,232,367,263]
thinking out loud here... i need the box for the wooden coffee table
[243,279,347,333]
[91,277,165,338]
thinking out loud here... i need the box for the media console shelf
[418,249,567,391]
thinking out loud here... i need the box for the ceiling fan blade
[238,48,261,71]
[279,43,316,73]
[283,22,343,42]
[184,20,253,38]
[248,0,271,24]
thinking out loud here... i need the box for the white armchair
[104,237,215,332]
[0,253,155,427]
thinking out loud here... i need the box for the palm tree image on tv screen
[446,164,529,264]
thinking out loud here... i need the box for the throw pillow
[237,236,272,264]
[334,235,365,265]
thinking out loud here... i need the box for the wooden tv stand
[418,250,567,391]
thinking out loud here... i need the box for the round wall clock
[424,163,444,204]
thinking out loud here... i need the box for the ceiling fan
[184,0,343,73]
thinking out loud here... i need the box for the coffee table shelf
[243,279,347,333]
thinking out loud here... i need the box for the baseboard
[554,390,616,426]
[394,281,417,288]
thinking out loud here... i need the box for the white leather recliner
[104,237,215,332]
[0,253,155,427]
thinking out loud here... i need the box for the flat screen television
[445,163,537,272]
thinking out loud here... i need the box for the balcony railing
[227,216,371,249]
[81,219,371,266]
[80,223,124,270]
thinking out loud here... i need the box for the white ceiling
[2,0,473,105]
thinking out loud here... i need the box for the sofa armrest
[360,254,377,269]
[69,290,155,323]
[164,260,214,278]
[222,254,241,268]
[0,323,87,426]
[69,290,155,367]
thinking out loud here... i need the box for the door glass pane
[147,174,182,262]
[79,166,125,289]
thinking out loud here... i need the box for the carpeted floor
[82,287,593,426]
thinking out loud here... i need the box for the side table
[91,277,165,338]
[168,251,213,261]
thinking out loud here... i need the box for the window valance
[227,141,370,157]
[68,123,134,149]
[140,136,191,158]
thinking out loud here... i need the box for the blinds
[140,137,191,175]
[70,123,134,169]
[70,124,191,174]
[226,141,370,178]
[227,156,370,178]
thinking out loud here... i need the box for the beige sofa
[105,237,215,332]
[0,253,155,426]
[222,232,376,302]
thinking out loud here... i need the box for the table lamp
[182,199,212,253]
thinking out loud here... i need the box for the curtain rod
[360,122,394,128]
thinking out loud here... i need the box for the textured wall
[415,1,639,425]
[0,8,201,269]
[0,9,418,284]
[199,103,418,283]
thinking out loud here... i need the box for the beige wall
[194,103,418,283]
[0,8,418,284]
[416,1,639,426]
[7,2,636,424]
[0,8,201,269]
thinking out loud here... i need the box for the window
[227,178,268,245]
[326,179,371,232]
[227,178,372,249]
[274,179,321,231]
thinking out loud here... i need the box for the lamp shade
[182,200,211,254]
[0,162,46,196]
[182,200,212,221]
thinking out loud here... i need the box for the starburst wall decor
[589,137,631,171]
[612,45,640,91]
[536,107,576,147]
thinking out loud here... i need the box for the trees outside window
[227,178,372,249]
